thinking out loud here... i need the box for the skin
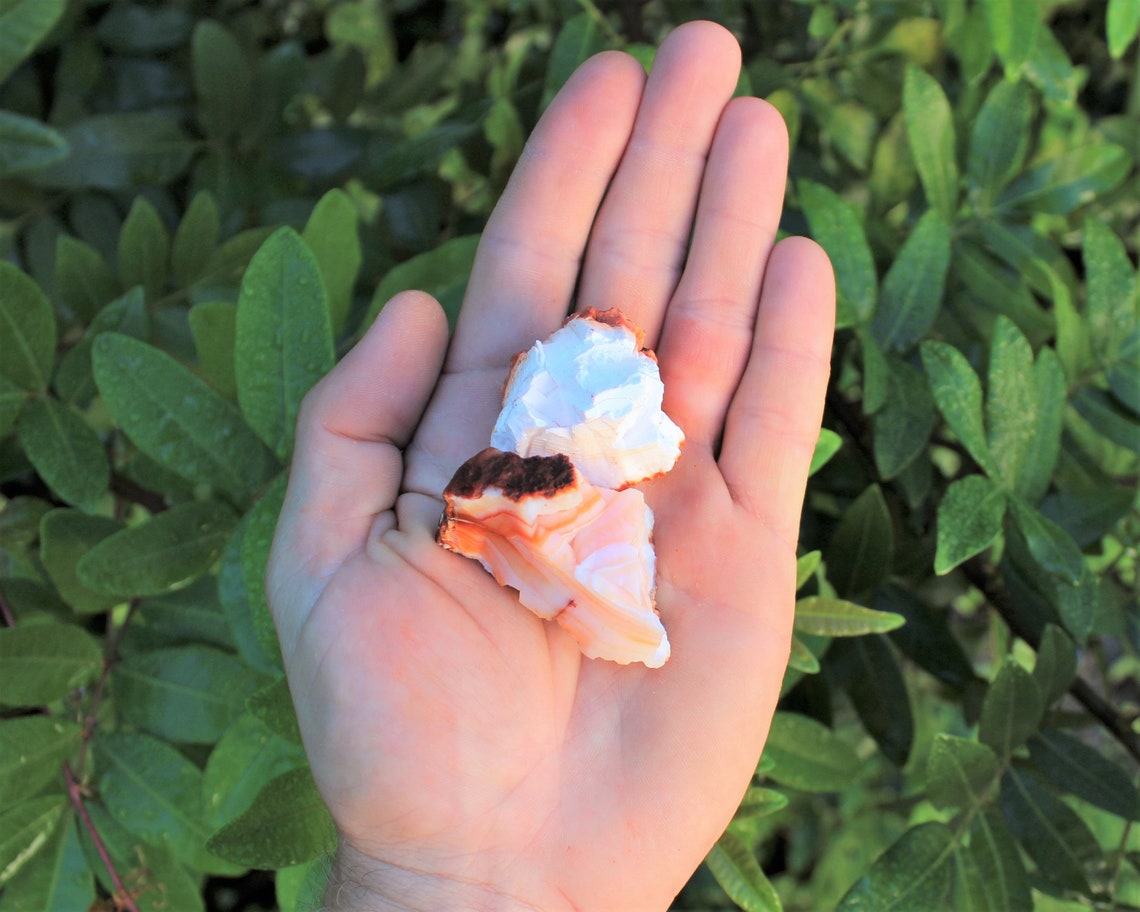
[266,21,835,912]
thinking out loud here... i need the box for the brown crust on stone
[572,307,646,350]
[443,448,577,501]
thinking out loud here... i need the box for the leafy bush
[0,0,1137,910]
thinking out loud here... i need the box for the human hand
[266,20,834,912]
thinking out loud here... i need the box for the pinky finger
[718,237,835,549]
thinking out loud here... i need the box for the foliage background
[0,0,1137,909]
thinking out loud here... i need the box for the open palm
[267,21,834,912]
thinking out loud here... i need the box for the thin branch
[0,583,14,627]
[65,762,140,912]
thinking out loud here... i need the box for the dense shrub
[0,0,1137,909]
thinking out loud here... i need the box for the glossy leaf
[795,551,821,590]
[735,787,790,821]
[921,341,994,476]
[188,301,237,399]
[0,624,102,706]
[978,658,1043,759]
[77,500,237,598]
[837,822,954,911]
[824,484,894,597]
[0,716,81,808]
[1028,730,1140,820]
[829,636,913,766]
[934,475,1006,574]
[926,735,999,812]
[1000,766,1098,895]
[871,210,951,351]
[38,509,123,615]
[0,0,66,85]
[113,645,264,744]
[1108,0,1140,57]
[240,475,288,669]
[762,713,861,792]
[981,0,1038,76]
[0,262,56,392]
[367,234,480,332]
[54,287,148,407]
[902,66,958,218]
[706,830,783,912]
[0,813,94,912]
[172,191,221,287]
[303,189,362,335]
[247,676,303,744]
[92,333,278,501]
[192,20,253,140]
[0,110,69,178]
[16,398,109,507]
[235,228,335,460]
[795,597,904,637]
[967,80,1034,203]
[206,766,336,868]
[0,797,65,888]
[809,428,842,476]
[218,511,282,675]
[202,712,307,828]
[117,197,169,302]
[798,179,876,326]
[787,635,821,674]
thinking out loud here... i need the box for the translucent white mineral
[491,308,685,489]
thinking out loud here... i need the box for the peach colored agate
[437,309,684,667]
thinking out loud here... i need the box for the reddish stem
[64,762,140,912]
[0,583,15,627]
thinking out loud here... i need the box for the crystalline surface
[439,449,670,668]
[491,308,684,489]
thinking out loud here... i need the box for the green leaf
[809,428,842,476]
[921,340,994,476]
[54,287,148,407]
[798,180,877,326]
[303,189,362,336]
[795,597,904,637]
[134,576,236,651]
[113,645,264,744]
[1032,623,1078,707]
[192,20,253,140]
[92,333,278,502]
[0,110,68,178]
[1028,730,1140,820]
[874,357,935,480]
[787,635,821,674]
[1083,218,1138,368]
[870,209,952,351]
[0,376,27,438]
[960,809,1032,912]
[367,234,480,332]
[926,734,999,811]
[830,636,913,766]
[998,143,1132,215]
[218,510,282,675]
[0,716,81,807]
[206,766,336,868]
[275,858,329,912]
[837,822,954,911]
[77,499,237,598]
[978,657,1043,759]
[172,191,221,288]
[0,497,53,548]
[16,398,109,507]
[735,786,790,821]
[878,583,978,691]
[30,113,196,191]
[0,262,56,392]
[967,80,1034,204]
[861,328,890,415]
[1008,496,1084,585]
[54,235,119,324]
[1109,329,1140,413]
[1108,0,1140,57]
[952,241,1053,349]
[0,624,102,706]
[0,0,66,84]
[985,317,1038,492]
[203,711,307,828]
[0,813,94,912]
[1072,386,1140,453]
[981,0,1038,76]
[541,13,609,110]
[762,712,861,792]
[1018,348,1065,503]
[39,509,124,615]
[188,301,237,399]
[824,484,894,597]
[0,797,65,888]
[241,476,288,668]
[247,676,303,744]
[95,4,193,54]
[706,830,783,912]
[795,551,821,590]
[93,730,220,872]
[1000,766,1098,895]
[902,67,958,219]
[235,227,335,460]
[117,197,169,302]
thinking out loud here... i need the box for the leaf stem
[0,582,14,627]
[64,761,140,912]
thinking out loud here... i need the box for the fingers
[576,21,742,345]
[655,97,789,450]
[267,291,449,643]
[718,237,835,549]
[447,51,646,372]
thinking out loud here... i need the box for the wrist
[321,842,567,912]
